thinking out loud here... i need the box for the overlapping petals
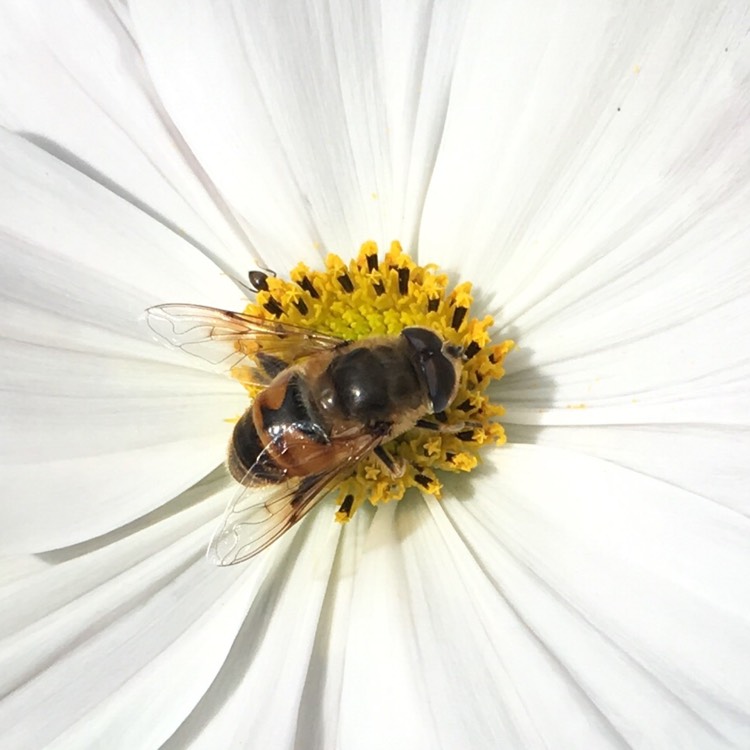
[1,1,749,748]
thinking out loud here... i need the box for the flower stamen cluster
[238,241,513,520]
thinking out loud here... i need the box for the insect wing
[208,472,337,566]
[208,432,380,565]
[145,304,345,385]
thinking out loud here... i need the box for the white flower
[1,1,749,749]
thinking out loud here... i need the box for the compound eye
[423,354,457,413]
[401,327,459,412]
[401,327,443,357]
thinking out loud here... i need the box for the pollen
[239,241,513,521]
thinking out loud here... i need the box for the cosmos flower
[1,1,749,748]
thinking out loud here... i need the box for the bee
[145,301,464,565]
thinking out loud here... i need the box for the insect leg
[256,351,288,379]
[373,445,406,478]
[415,418,481,434]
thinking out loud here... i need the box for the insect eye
[422,355,457,413]
[401,327,443,357]
[401,327,458,413]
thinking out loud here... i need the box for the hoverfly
[146,297,463,565]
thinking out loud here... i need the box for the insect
[145,301,465,565]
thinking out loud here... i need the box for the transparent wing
[145,304,345,385]
[208,432,381,566]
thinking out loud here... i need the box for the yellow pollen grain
[239,240,513,521]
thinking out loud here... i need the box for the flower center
[237,241,513,521]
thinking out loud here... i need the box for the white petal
[382,494,622,748]
[506,423,750,515]
[0,476,248,749]
[0,479,351,748]
[293,509,371,749]
[339,501,441,750]
[420,1,750,423]
[0,342,242,551]
[0,129,242,314]
[423,1,749,283]
[495,211,750,427]
[160,502,345,749]
[0,132,248,549]
[0,1,255,273]
[439,445,750,748]
[130,0,471,263]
